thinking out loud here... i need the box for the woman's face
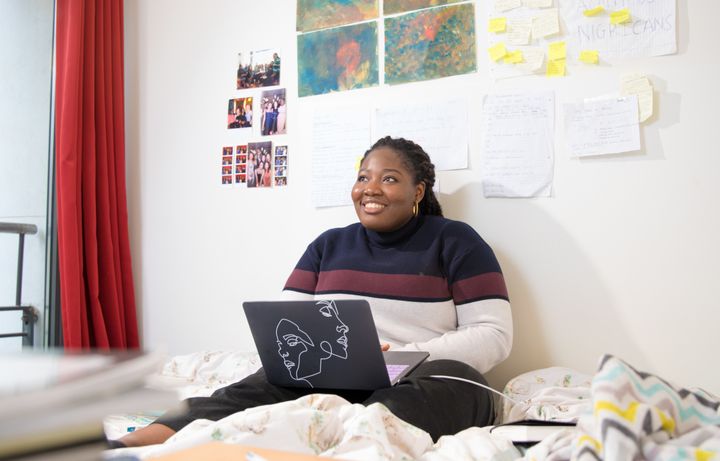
[315,301,349,359]
[276,319,313,379]
[351,147,425,232]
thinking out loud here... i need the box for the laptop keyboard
[386,364,409,382]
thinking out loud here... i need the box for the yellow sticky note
[504,50,524,64]
[548,41,566,61]
[488,42,508,61]
[579,50,599,64]
[583,6,605,16]
[610,8,631,24]
[488,17,507,33]
[546,59,565,77]
[354,156,363,171]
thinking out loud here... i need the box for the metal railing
[0,222,39,346]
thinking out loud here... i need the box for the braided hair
[362,136,443,217]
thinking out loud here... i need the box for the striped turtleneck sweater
[283,215,513,374]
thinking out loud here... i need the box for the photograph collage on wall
[237,48,281,89]
[260,88,287,136]
[247,141,273,188]
[220,47,290,188]
[235,145,248,184]
[227,97,253,129]
[221,146,234,185]
[274,145,288,186]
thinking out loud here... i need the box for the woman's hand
[381,343,390,352]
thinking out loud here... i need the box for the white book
[0,350,182,458]
[489,420,575,444]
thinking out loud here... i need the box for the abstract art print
[384,0,462,15]
[384,3,476,85]
[298,22,379,97]
[297,0,378,32]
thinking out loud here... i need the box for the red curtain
[55,0,139,349]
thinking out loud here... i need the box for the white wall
[0,0,54,351]
[124,1,720,393]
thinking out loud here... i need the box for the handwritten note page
[312,108,371,208]
[563,96,641,157]
[561,0,676,58]
[481,91,555,198]
[375,99,469,171]
[531,8,560,39]
[620,73,654,122]
[488,5,555,80]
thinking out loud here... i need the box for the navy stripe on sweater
[284,216,509,304]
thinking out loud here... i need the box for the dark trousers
[155,359,494,441]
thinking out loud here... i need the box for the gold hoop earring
[412,202,419,217]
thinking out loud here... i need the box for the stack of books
[0,350,182,460]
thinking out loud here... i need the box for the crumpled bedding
[501,366,593,423]
[524,355,720,461]
[103,352,719,460]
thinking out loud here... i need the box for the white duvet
[107,351,720,460]
[103,351,591,460]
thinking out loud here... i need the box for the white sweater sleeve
[396,298,513,374]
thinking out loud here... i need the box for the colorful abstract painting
[297,0,378,32]
[384,0,462,15]
[298,22,379,97]
[384,3,476,85]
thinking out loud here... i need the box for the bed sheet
[104,351,720,460]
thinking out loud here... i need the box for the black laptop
[242,300,429,390]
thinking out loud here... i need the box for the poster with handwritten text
[561,0,676,59]
[480,91,555,198]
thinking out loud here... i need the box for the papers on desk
[0,350,181,459]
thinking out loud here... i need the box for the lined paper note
[532,8,560,39]
[563,96,641,157]
[312,108,371,208]
[376,99,469,171]
[495,0,522,12]
[506,18,532,45]
[561,0,676,58]
[523,0,552,7]
[490,46,545,79]
[621,73,654,122]
[481,91,555,197]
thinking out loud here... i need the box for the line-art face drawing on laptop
[275,300,349,387]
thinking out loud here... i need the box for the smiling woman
[118,137,512,447]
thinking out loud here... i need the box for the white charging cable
[428,374,520,405]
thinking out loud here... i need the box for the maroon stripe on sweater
[451,272,508,304]
[284,269,318,293]
[315,270,451,299]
